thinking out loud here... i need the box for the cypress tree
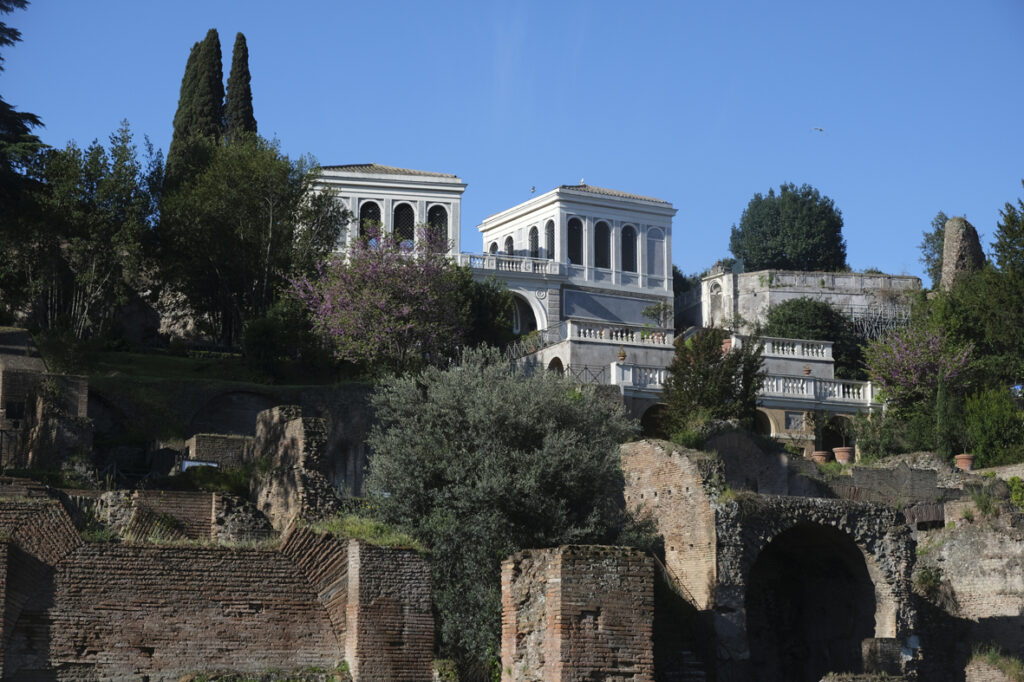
[165,41,200,185]
[191,28,225,140]
[225,32,257,140]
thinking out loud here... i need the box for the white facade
[466,184,677,333]
[316,164,466,254]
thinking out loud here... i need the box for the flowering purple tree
[864,325,973,409]
[294,225,469,374]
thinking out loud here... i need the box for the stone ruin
[941,216,985,290]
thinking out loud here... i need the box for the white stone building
[314,163,466,254]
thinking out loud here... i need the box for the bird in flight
[812,127,824,132]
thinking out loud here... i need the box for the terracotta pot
[810,450,832,464]
[954,453,976,472]
[833,446,854,464]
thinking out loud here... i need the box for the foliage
[303,514,426,552]
[149,464,252,498]
[919,211,948,289]
[166,28,224,185]
[864,325,972,411]
[761,297,866,379]
[642,300,674,328]
[661,327,765,436]
[7,122,160,338]
[993,180,1024,277]
[225,32,257,140]
[728,183,847,272]
[965,388,1024,467]
[1007,476,1024,511]
[971,645,1024,682]
[968,484,1000,518]
[914,566,943,601]
[365,347,640,675]
[460,274,515,350]
[934,378,966,459]
[295,225,469,374]
[672,265,699,293]
[159,134,347,346]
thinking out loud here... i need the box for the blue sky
[6,1,1024,284]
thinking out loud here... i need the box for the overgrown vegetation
[301,514,425,553]
[972,644,1024,682]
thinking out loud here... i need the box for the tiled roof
[558,183,670,205]
[320,163,459,179]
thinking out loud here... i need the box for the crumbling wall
[621,440,719,609]
[186,433,253,468]
[248,406,340,531]
[0,501,433,680]
[501,545,654,682]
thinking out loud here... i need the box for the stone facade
[941,216,985,291]
[0,499,432,681]
[501,545,654,682]
[185,432,253,468]
[620,440,919,681]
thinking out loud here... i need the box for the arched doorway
[511,294,539,335]
[754,410,773,437]
[640,404,669,439]
[547,357,564,374]
[745,523,877,681]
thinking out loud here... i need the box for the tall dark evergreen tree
[165,41,201,185]
[192,29,225,140]
[225,32,256,139]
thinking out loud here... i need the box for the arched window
[359,201,381,238]
[545,220,555,260]
[646,227,666,276]
[595,221,611,269]
[567,218,583,265]
[489,242,498,254]
[427,205,448,252]
[504,236,514,256]
[394,203,415,247]
[528,227,539,259]
[621,225,637,272]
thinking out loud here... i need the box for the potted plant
[617,346,627,363]
[832,417,855,464]
[807,409,833,463]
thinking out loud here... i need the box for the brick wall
[186,433,253,469]
[6,544,341,679]
[134,490,214,539]
[501,545,654,682]
[0,502,434,680]
[621,440,718,609]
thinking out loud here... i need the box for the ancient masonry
[941,216,985,290]
[501,545,655,681]
[0,498,432,681]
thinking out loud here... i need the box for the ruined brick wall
[186,433,253,468]
[6,544,342,680]
[917,522,1024,658]
[621,440,719,609]
[134,490,214,539]
[501,545,654,682]
[347,541,433,682]
[248,406,340,531]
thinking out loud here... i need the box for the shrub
[965,387,1024,467]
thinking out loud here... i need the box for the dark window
[621,225,637,272]
[489,242,498,254]
[529,227,539,258]
[5,401,25,421]
[568,218,583,265]
[504,236,514,256]
[394,203,415,246]
[545,220,555,260]
[359,201,381,237]
[595,221,611,269]
[427,205,448,252]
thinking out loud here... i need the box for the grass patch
[972,644,1024,681]
[303,514,426,553]
[147,465,253,498]
[816,460,851,481]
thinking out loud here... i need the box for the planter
[617,346,627,362]
[832,446,854,464]
[810,450,833,464]
[954,453,976,472]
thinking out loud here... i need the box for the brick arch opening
[639,403,668,439]
[744,522,879,682]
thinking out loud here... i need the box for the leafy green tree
[661,327,765,436]
[365,347,638,675]
[729,183,847,271]
[919,211,949,289]
[225,32,256,140]
[992,181,1024,277]
[762,297,866,379]
[160,135,346,345]
[0,0,44,294]
[11,121,158,338]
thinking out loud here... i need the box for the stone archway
[639,404,668,439]
[511,294,540,335]
[745,522,877,681]
[547,357,564,374]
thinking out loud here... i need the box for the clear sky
[6,1,1024,285]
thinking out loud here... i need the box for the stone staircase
[661,649,707,681]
